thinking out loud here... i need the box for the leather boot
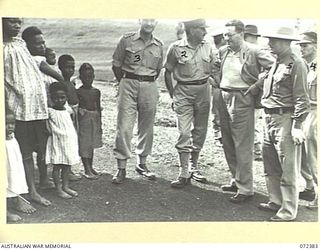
[112,169,126,184]
[189,152,207,183]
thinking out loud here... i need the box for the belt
[264,107,294,115]
[221,88,248,92]
[123,72,156,82]
[177,78,208,85]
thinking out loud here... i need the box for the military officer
[259,27,310,221]
[165,19,215,188]
[296,31,318,209]
[111,19,164,184]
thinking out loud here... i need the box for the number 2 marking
[181,51,187,58]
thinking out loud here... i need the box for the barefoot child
[77,63,103,179]
[46,82,80,199]
[58,54,82,181]
[6,111,36,222]
[58,54,79,129]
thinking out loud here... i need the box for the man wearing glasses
[214,20,274,203]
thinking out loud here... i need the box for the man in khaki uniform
[259,27,309,221]
[111,19,164,184]
[165,19,215,188]
[296,31,318,209]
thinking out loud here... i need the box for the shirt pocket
[308,73,317,102]
[144,50,161,70]
[202,57,212,74]
[177,58,193,77]
[272,75,291,96]
[124,47,143,66]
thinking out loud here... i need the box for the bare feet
[39,179,55,190]
[63,187,78,197]
[56,190,72,199]
[12,197,36,214]
[68,172,82,181]
[30,192,51,206]
[83,173,99,180]
[7,211,22,222]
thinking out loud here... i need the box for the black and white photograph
[3,17,318,225]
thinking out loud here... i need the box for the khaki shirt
[306,59,317,106]
[165,38,216,82]
[112,31,163,76]
[261,48,310,128]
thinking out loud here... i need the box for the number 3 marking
[134,54,141,62]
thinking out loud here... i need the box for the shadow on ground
[10,172,317,224]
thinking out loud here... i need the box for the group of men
[111,19,317,222]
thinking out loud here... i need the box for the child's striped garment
[46,108,80,165]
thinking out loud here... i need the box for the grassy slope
[22,18,177,80]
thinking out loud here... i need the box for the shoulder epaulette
[154,36,163,46]
[123,32,136,39]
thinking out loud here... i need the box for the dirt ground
[9,81,318,223]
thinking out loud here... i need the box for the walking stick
[6,188,31,204]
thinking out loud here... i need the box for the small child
[45,47,56,66]
[46,82,80,199]
[6,111,36,222]
[58,54,82,182]
[77,63,103,179]
[58,54,79,131]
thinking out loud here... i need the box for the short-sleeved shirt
[112,31,164,76]
[4,38,48,121]
[261,48,310,127]
[165,38,216,82]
